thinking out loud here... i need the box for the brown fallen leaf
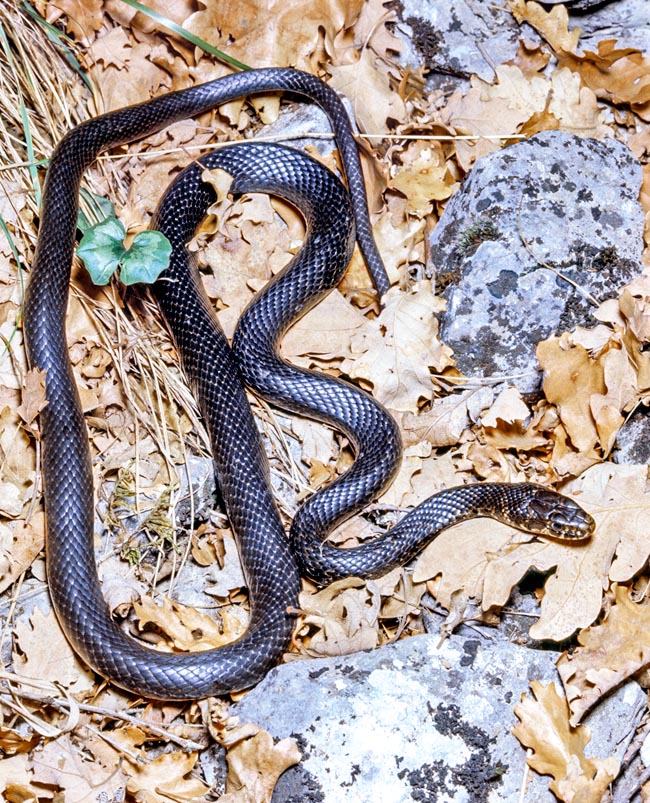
[220,730,302,803]
[400,386,494,449]
[557,584,650,725]
[32,732,129,803]
[133,595,246,651]
[185,0,363,71]
[509,0,581,54]
[341,281,454,413]
[513,680,619,802]
[124,750,210,803]
[12,606,95,694]
[297,577,381,657]
[329,49,406,135]
[388,145,453,219]
[0,512,45,594]
[16,367,47,431]
[537,335,606,454]
[559,39,650,114]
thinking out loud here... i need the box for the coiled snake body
[23,69,594,700]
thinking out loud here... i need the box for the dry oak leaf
[618,272,650,343]
[558,40,650,113]
[538,334,606,454]
[557,584,650,726]
[329,49,407,135]
[298,577,380,657]
[547,68,608,138]
[400,386,494,449]
[13,606,95,693]
[443,65,548,139]
[220,730,302,803]
[388,147,454,219]
[282,288,367,366]
[185,0,363,71]
[32,733,128,803]
[509,0,581,54]
[0,513,45,595]
[45,0,104,43]
[16,367,47,430]
[124,750,210,803]
[133,595,246,651]
[513,681,619,802]
[0,404,36,517]
[341,281,454,414]
[481,386,530,428]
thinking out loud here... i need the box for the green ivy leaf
[119,230,172,286]
[76,218,126,285]
[76,219,172,287]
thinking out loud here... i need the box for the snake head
[517,485,595,541]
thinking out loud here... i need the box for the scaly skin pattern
[23,69,594,700]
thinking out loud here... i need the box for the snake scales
[23,68,594,700]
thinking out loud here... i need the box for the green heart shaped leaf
[76,218,126,285]
[119,230,172,286]
[77,219,172,287]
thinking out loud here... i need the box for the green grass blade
[21,1,93,91]
[0,214,25,356]
[0,23,41,206]
[118,0,251,71]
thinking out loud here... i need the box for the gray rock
[395,0,648,90]
[565,0,650,53]
[233,632,644,802]
[396,0,538,89]
[431,131,643,394]
[613,405,650,464]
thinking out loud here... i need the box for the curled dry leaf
[341,281,454,413]
[481,386,530,428]
[124,750,210,803]
[298,577,381,657]
[509,0,581,55]
[557,583,650,726]
[513,680,619,802]
[220,730,302,803]
[0,512,45,595]
[12,607,95,694]
[133,595,246,651]
[538,326,650,475]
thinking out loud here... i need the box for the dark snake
[23,68,595,700]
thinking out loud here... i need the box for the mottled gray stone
[395,0,648,91]
[613,405,650,464]
[397,0,538,88]
[233,632,644,803]
[565,0,649,52]
[431,131,643,393]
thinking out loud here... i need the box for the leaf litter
[2,0,650,799]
